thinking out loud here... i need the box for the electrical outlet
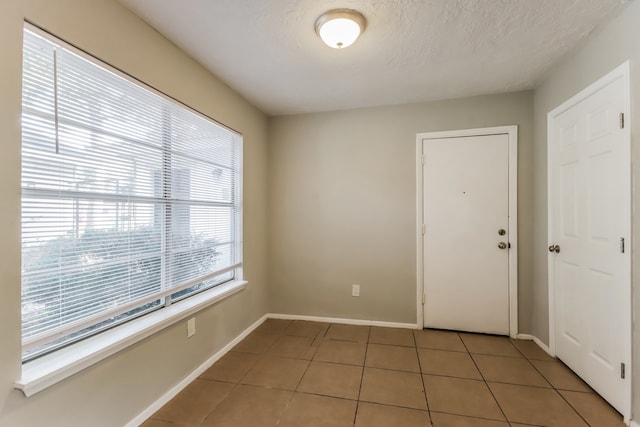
[187,317,196,338]
[352,284,360,297]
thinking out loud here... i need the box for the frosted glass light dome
[315,9,366,49]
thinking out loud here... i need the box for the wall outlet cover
[187,317,196,337]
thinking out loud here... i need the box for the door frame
[416,126,519,337]
[547,61,631,421]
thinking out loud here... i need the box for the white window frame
[15,24,247,397]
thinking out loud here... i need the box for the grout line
[355,326,372,402]
[467,352,525,359]
[196,380,241,427]
[365,365,425,376]
[230,383,297,427]
[292,358,313,394]
[320,337,367,344]
[511,343,556,390]
[551,387,593,426]
[459,331,511,424]
[294,389,359,403]
[357,398,433,413]
[352,325,372,426]
[418,347,469,353]
[198,353,262,387]
[520,350,594,425]
[413,328,433,425]
[308,358,366,368]
[353,400,360,426]
[429,409,526,425]
[319,323,330,339]
[368,341,417,348]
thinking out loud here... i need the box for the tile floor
[141,319,625,427]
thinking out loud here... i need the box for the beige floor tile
[418,348,482,379]
[360,367,427,410]
[254,318,293,335]
[313,339,367,365]
[530,360,592,391]
[355,402,431,427]
[240,355,309,390]
[369,326,415,347]
[472,354,551,387]
[152,379,233,425]
[286,320,329,338]
[201,384,292,427]
[414,329,466,352]
[145,329,627,427]
[560,390,626,427]
[297,361,363,400]
[232,331,279,354]
[510,339,555,360]
[365,343,420,372]
[278,393,357,427]
[459,333,521,357]
[429,412,509,426]
[325,324,370,342]
[200,352,259,383]
[268,335,315,359]
[423,375,504,421]
[488,382,587,426]
[140,420,176,427]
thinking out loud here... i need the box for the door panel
[558,261,582,346]
[550,74,628,413]
[422,134,509,335]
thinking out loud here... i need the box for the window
[21,27,242,361]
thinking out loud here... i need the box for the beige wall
[0,1,269,426]
[268,92,534,328]
[3,0,636,424]
[532,0,640,416]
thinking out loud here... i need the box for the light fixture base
[315,9,366,49]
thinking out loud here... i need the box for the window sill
[15,280,247,397]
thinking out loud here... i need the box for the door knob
[548,244,560,253]
[498,242,507,250]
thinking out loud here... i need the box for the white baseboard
[629,420,638,427]
[515,333,555,357]
[267,313,420,330]
[125,313,269,427]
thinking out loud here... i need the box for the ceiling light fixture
[315,9,366,49]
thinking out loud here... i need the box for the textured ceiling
[119,0,629,115]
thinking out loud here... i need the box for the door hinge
[621,362,626,379]
[422,293,426,305]
[619,113,625,129]
[620,237,625,254]
[421,224,426,235]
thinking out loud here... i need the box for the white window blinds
[21,27,242,359]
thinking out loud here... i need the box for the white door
[422,133,510,335]
[549,64,630,415]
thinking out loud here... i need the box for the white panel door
[550,71,629,414]
[423,134,510,335]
